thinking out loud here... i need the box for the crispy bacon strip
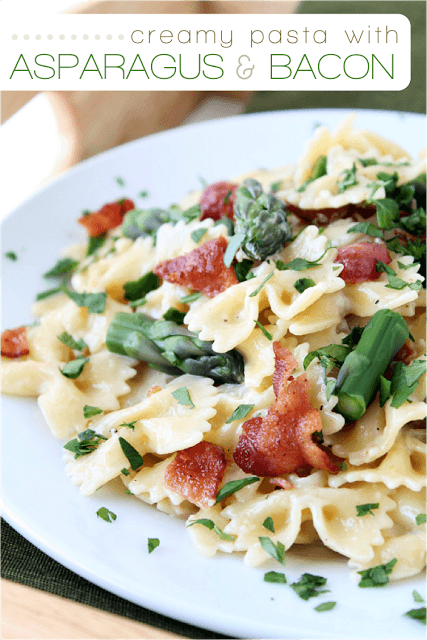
[78,199,134,237]
[285,202,375,225]
[154,236,238,298]
[1,327,30,359]
[164,441,227,509]
[233,343,339,477]
[200,182,237,221]
[335,242,391,284]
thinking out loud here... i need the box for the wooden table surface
[1,579,183,639]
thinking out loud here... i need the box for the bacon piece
[147,385,162,397]
[1,327,30,359]
[154,236,238,298]
[234,342,339,477]
[164,441,227,509]
[335,242,391,284]
[200,182,237,221]
[269,477,293,490]
[78,199,135,237]
[285,202,376,225]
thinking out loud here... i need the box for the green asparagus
[334,309,409,421]
[233,179,292,260]
[106,312,244,384]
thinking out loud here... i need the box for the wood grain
[1,580,182,639]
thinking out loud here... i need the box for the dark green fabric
[246,1,426,115]
[1,519,230,639]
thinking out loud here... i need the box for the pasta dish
[2,115,426,598]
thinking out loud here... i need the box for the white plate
[2,109,425,640]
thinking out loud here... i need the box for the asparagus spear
[106,312,245,384]
[334,309,409,421]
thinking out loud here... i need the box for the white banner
[0,13,411,90]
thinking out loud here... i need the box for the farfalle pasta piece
[186,227,345,352]
[328,395,427,466]
[349,486,426,581]
[38,350,137,438]
[71,235,157,299]
[122,456,195,517]
[328,427,426,492]
[220,485,395,567]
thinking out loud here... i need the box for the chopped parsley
[304,344,350,371]
[234,258,255,283]
[162,308,186,325]
[356,503,379,517]
[340,462,348,471]
[4,251,18,261]
[96,507,117,523]
[375,261,422,292]
[276,245,331,273]
[341,327,364,350]
[124,272,159,302]
[64,289,107,314]
[64,428,107,458]
[138,190,149,198]
[119,420,137,430]
[404,608,426,625]
[128,297,147,308]
[190,228,208,244]
[215,477,260,503]
[118,436,144,471]
[314,601,336,612]
[358,157,378,167]
[147,538,160,554]
[223,233,245,268]
[43,258,79,279]
[59,356,89,379]
[57,332,88,351]
[181,291,201,304]
[416,514,426,525]
[249,272,274,297]
[357,558,397,588]
[381,359,426,408]
[294,277,315,293]
[297,155,327,193]
[254,320,273,341]
[86,234,107,257]
[121,468,130,476]
[347,222,384,238]
[372,198,400,230]
[35,287,62,301]
[171,387,194,409]
[270,180,282,193]
[264,571,286,584]
[259,537,286,566]
[337,163,358,193]
[290,573,328,600]
[226,404,255,424]
[413,590,425,603]
[262,517,275,533]
[187,519,235,541]
[115,176,125,187]
[83,405,103,419]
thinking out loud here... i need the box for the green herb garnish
[58,332,88,351]
[215,477,260,503]
[187,519,235,541]
[259,537,286,566]
[64,428,107,458]
[226,404,255,424]
[357,558,397,588]
[96,507,117,523]
[291,573,328,600]
[190,228,208,244]
[5,251,18,261]
[171,387,195,409]
[124,272,159,302]
[337,163,358,193]
[262,517,275,533]
[294,277,315,293]
[416,514,427,525]
[249,272,274,297]
[60,356,89,379]
[83,405,103,419]
[297,156,327,193]
[356,503,379,517]
[254,320,273,341]
[314,602,336,612]
[43,258,79,279]
[64,289,107,314]
[264,571,286,584]
[181,292,202,304]
[162,308,186,325]
[147,538,160,553]
[118,437,144,471]
[223,233,245,268]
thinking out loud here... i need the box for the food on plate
[2,115,426,589]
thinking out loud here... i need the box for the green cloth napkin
[1,519,230,639]
[246,1,426,115]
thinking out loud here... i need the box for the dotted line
[12,34,125,40]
